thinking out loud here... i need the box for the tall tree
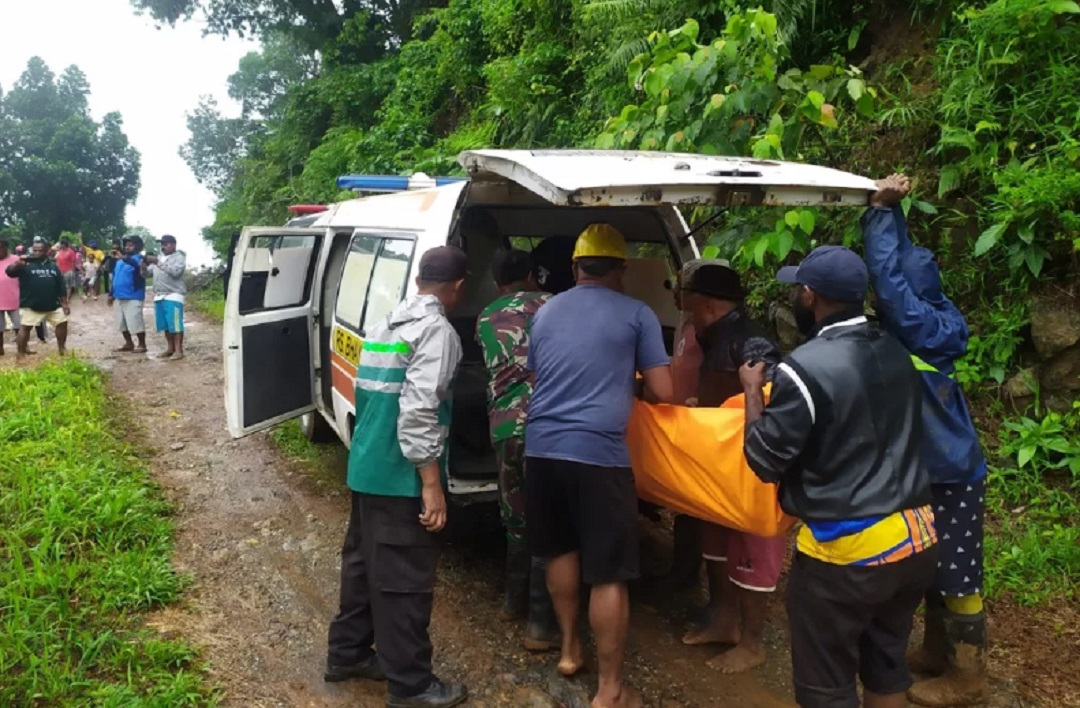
[0,57,141,242]
[130,0,441,50]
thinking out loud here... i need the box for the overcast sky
[0,0,257,267]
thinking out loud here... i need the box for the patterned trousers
[494,436,527,543]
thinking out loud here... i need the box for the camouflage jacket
[475,290,552,443]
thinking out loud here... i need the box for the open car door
[459,149,876,207]
[224,226,324,438]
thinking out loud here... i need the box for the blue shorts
[154,300,185,333]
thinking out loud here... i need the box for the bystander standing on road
[326,246,470,708]
[82,252,101,301]
[0,239,21,356]
[142,235,187,359]
[55,238,79,300]
[525,223,674,708]
[108,235,147,353]
[742,245,938,708]
[4,240,70,360]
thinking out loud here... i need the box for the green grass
[187,286,225,322]
[0,358,216,705]
[270,419,348,485]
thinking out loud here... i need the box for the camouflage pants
[494,436,527,544]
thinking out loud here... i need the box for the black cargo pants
[327,492,440,698]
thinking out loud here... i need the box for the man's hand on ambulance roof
[870,173,911,208]
[641,365,675,404]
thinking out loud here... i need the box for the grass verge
[0,358,216,705]
[270,420,349,490]
[187,285,225,322]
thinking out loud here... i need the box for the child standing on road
[82,253,100,301]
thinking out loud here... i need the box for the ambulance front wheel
[299,411,336,443]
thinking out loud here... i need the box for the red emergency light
[287,204,328,214]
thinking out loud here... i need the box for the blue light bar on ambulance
[336,173,467,193]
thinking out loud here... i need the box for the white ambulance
[223,149,876,503]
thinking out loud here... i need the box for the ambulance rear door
[458,149,876,208]
[224,226,324,437]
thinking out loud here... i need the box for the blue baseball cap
[776,245,868,303]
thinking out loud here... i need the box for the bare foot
[115,345,135,352]
[682,612,740,646]
[706,644,766,674]
[154,351,174,359]
[592,682,643,708]
[133,347,148,354]
[557,637,587,676]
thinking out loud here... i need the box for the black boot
[498,537,529,621]
[386,679,468,708]
[908,595,948,675]
[908,611,989,707]
[523,556,560,652]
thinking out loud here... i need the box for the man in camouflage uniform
[476,248,559,651]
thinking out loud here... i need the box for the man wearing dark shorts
[741,245,938,708]
[525,223,674,708]
[678,263,784,675]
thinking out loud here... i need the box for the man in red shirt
[54,238,79,299]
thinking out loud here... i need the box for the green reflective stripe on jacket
[911,354,955,379]
[363,340,412,354]
[910,354,937,373]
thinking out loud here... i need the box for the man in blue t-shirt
[108,235,147,353]
[525,223,673,708]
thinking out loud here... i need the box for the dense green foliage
[0,358,215,704]
[0,58,141,243]
[168,0,1079,604]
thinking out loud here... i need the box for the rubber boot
[670,514,703,589]
[908,597,948,675]
[523,556,560,652]
[498,538,530,622]
[908,611,989,707]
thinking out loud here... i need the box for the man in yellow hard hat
[525,223,674,708]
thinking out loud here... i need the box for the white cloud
[0,0,258,267]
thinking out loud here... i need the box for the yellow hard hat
[573,223,627,261]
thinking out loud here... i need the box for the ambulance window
[238,234,320,314]
[362,238,415,329]
[335,235,378,331]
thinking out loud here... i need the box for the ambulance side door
[224,227,323,437]
[328,231,418,444]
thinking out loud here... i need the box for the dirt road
[50,298,1062,707]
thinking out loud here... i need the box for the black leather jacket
[744,312,931,522]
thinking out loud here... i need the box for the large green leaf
[974,223,1006,256]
